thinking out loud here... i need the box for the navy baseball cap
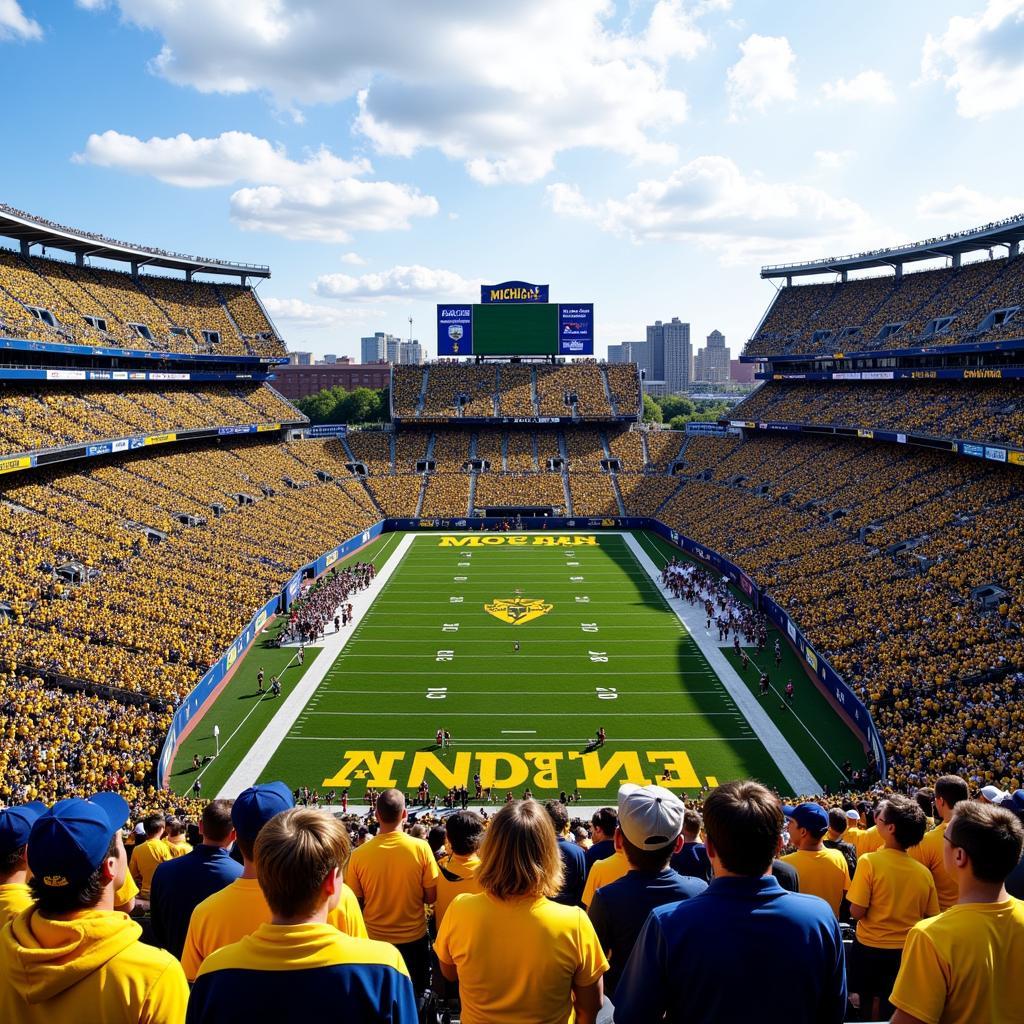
[0,801,47,858]
[783,802,830,835]
[231,782,293,844]
[28,792,130,890]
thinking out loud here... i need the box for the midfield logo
[485,597,553,625]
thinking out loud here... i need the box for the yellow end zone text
[438,535,598,547]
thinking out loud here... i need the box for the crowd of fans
[495,364,534,416]
[2,775,1023,1023]
[281,562,375,644]
[736,379,1024,450]
[748,252,1024,357]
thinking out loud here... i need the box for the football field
[169,530,866,804]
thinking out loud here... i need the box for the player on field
[785,680,794,705]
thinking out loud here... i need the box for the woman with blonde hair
[434,799,607,1024]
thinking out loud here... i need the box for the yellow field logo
[485,597,553,625]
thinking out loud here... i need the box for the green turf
[170,529,867,802]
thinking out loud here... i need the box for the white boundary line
[622,532,822,795]
[216,532,415,797]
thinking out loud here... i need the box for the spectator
[909,774,969,911]
[0,801,46,926]
[669,808,713,883]
[347,788,439,993]
[0,792,188,1023]
[164,816,192,858]
[150,798,243,960]
[434,810,484,928]
[588,784,706,1006]
[434,799,608,1024]
[545,800,587,906]
[823,807,858,879]
[847,795,939,1021]
[891,801,1024,1024]
[781,802,850,917]
[584,807,617,874]
[182,782,366,981]
[187,808,417,1024]
[129,813,172,900]
[613,781,845,1024]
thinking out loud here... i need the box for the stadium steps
[608,472,626,516]
[415,367,429,417]
[466,470,478,516]
[557,429,570,464]
[212,283,250,352]
[529,365,540,415]
[599,430,612,459]
[561,471,573,515]
[425,432,437,459]
[500,430,509,471]
[530,431,540,470]
[490,368,500,416]
[414,474,428,517]
[640,431,651,466]
[600,365,620,415]
[468,431,478,460]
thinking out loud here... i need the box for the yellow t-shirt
[129,837,172,898]
[0,882,32,928]
[846,826,864,854]
[781,848,850,917]
[435,852,483,928]
[848,847,939,949]
[114,872,139,911]
[890,898,1024,1024]
[581,850,629,908]
[347,830,440,944]
[0,907,189,1024]
[181,876,366,981]
[909,821,958,912]
[853,825,885,859]
[434,892,609,1024]
[165,839,192,859]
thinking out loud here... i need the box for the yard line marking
[284,736,763,744]
[317,688,733,695]
[303,710,744,718]
[501,730,537,734]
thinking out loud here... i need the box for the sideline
[216,533,415,797]
[623,532,821,795]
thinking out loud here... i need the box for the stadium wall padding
[156,516,886,788]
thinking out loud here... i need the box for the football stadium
[3,4,1024,1023]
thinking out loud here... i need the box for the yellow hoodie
[0,906,188,1024]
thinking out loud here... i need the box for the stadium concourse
[2,210,1024,1022]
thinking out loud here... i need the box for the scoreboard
[437,281,593,357]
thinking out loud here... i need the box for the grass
[170,529,866,803]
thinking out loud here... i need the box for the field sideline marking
[623,531,821,795]
[284,736,764,744]
[215,532,415,797]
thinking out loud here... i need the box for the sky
[2,0,1024,361]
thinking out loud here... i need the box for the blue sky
[2,0,1023,361]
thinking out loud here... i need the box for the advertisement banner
[436,305,474,356]
[1009,452,1024,466]
[256,423,280,432]
[0,455,32,474]
[46,369,86,380]
[557,304,594,355]
[962,443,985,458]
[480,281,549,303]
[111,439,129,453]
[144,433,177,446]
[985,446,1008,462]
[86,443,112,457]
[218,425,255,436]
[149,372,190,381]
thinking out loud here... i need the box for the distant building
[362,332,422,365]
[321,353,337,364]
[273,362,392,401]
[361,333,393,363]
[647,318,691,393]
[695,330,730,383]
[288,351,313,366]
[730,359,756,383]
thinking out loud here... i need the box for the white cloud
[922,0,1024,117]
[547,155,871,264]
[916,185,1024,225]
[314,265,483,302]
[340,252,365,265]
[814,149,854,170]
[74,130,437,243]
[0,0,42,41]
[262,296,379,327]
[726,34,797,119]
[76,0,718,184]
[820,70,895,105]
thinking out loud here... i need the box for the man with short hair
[613,781,846,1024]
[151,798,243,960]
[670,809,713,883]
[129,813,172,899]
[164,816,192,858]
[588,785,706,1005]
[545,800,587,906]
[0,801,46,926]
[823,807,858,879]
[909,774,969,911]
[781,802,850,917]
[584,807,616,873]
[891,801,1024,1024]
[187,808,417,1023]
[347,788,439,992]
[434,810,484,928]
[847,795,939,1021]
[0,792,189,1023]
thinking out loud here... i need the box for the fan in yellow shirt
[780,803,850,917]
[129,814,172,899]
[0,801,45,927]
[581,848,629,909]
[908,775,969,912]
[435,800,608,1024]
[163,817,192,859]
[0,793,188,1024]
[848,796,938,1022]
[434,810,485,928]
[891,801,1024,1024]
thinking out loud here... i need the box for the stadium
[2,3,1024,1017]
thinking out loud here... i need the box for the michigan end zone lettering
[322,749,701,790]
[438,535,598,547]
